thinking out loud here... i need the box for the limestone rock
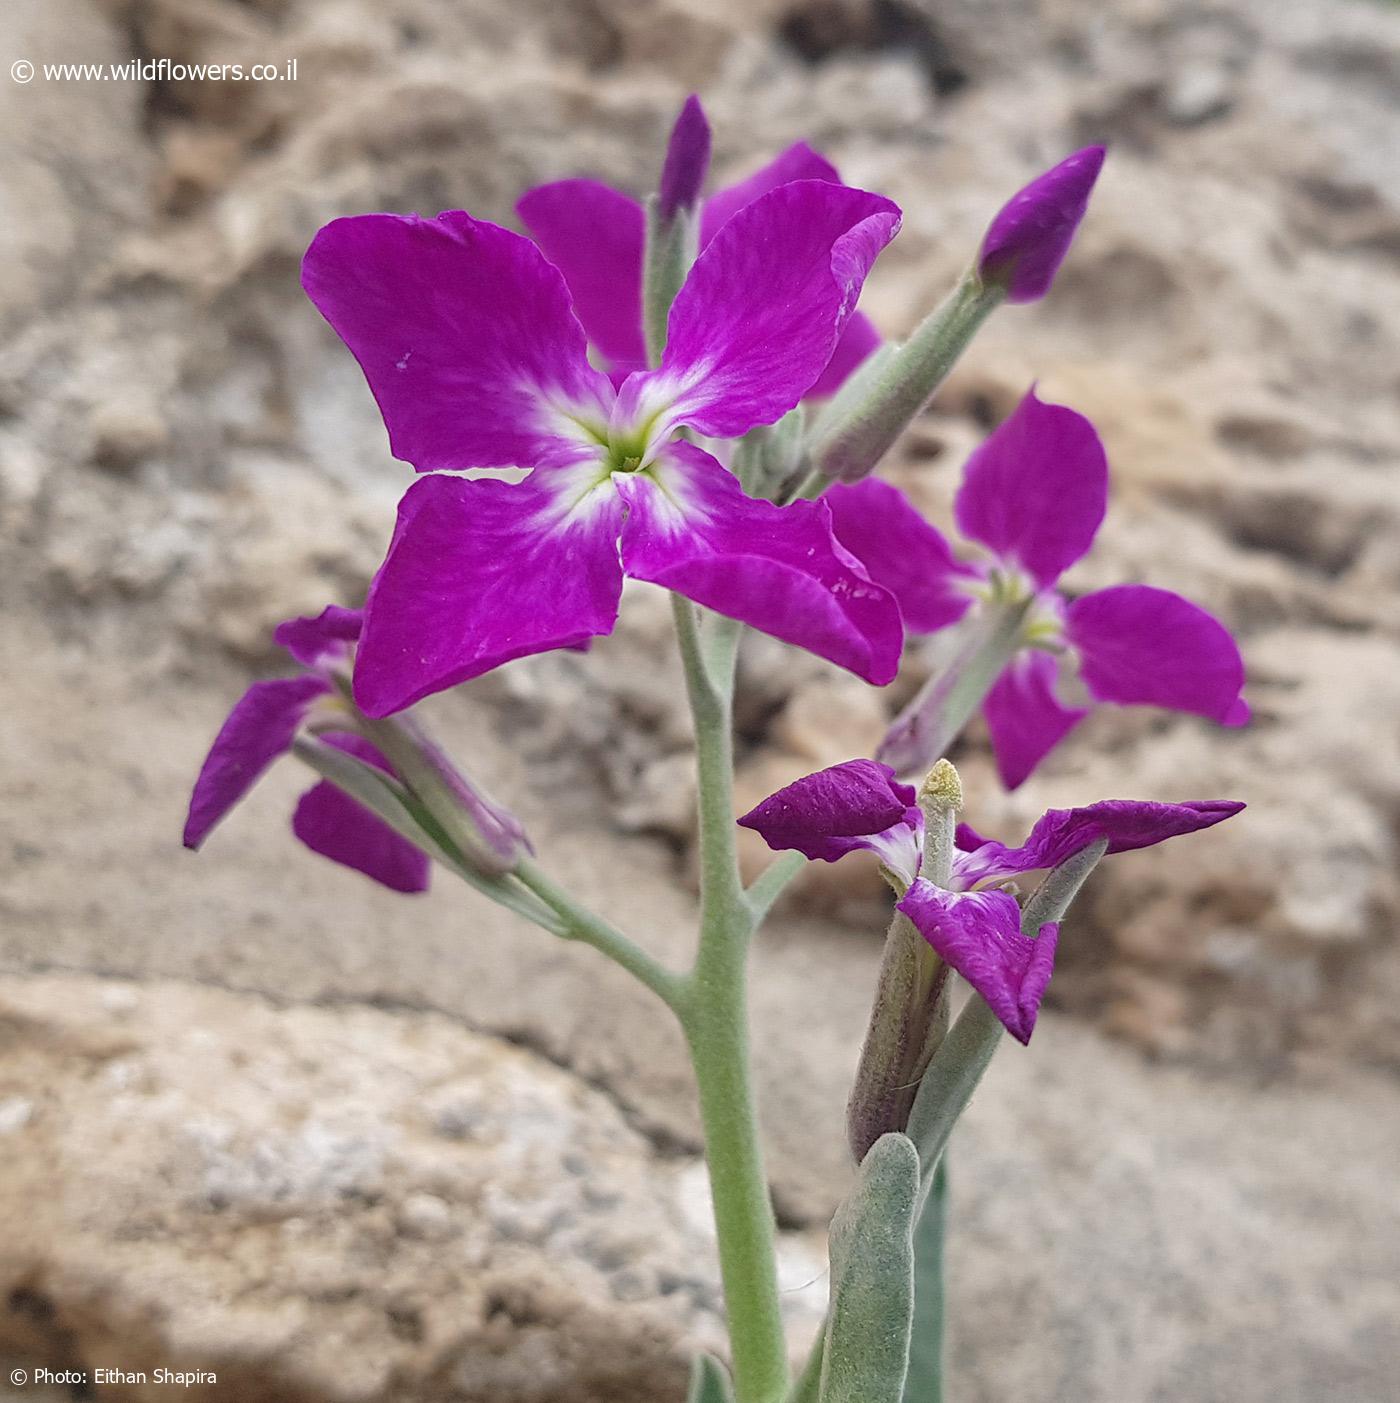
[0,974,826,1402]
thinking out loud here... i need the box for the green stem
[642,195,698,366]
[878,598,1030,775]
[905,838,1109,1200]
[291,735,563,932]
[746,852,807,925]
[672,596,789,1403]
[903,1159,949,1403]
[515,857,685,1010]
[812,272,1002,484]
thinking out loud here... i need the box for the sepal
[359,711,531,877]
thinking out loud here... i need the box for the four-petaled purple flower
[183,607,431,892]
[827,387,1249,788]
[303,180,905,718]
[739,758,1243,1042]
[517,102,883,396]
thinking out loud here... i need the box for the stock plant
[186,99,1245,1403]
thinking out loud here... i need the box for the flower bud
[976,145,1105,303]
[640,96,713,364]
[363,714,531,877]
[658,95,711,222]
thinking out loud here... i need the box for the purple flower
[827,387,1249,788]
[978,146,1106,303]
[517,111,883,396]
[183,607,430,894]
[303,181,905,717]
[740,759,1243,1042]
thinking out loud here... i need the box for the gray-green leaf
[686,1353,736,1403]
[902,1159,949,1403]
[819,1132,920,1403]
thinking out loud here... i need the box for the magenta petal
[898,882,1057,1044]
[617,443,904,684]
[1066,584,1247,723]
[659,95,712,220]
[292,733,430,893]
[961,798,1246,885]
[641,182,900,437]
[978,146,1106,303]
[983,650,1089,790]
[516,179,648,372]
[737,759,920,878]
[827,478,977,634]
[274,605,363,668]
[954,387,1107,589]
[354,469,625,717]
[807,310,881,399]
[302,211,612,472]
[699,141,840,246]
[184,675,331,848]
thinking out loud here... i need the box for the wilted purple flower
[183,607,430,893]
[303,182,905,717]
[517,107,882,396]
[739,759,1243,1041]
[827,387,1249,788]
[978,146,1106,303]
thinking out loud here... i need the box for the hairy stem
[672,597,789,1403]
[514,857,685,1009]
[878,598,1030,775]
[812,272,1002,484]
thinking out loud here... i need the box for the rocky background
[2,0,1399,1398]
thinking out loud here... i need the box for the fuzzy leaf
[819,1132,919,1403]
[902,1159,949,1403]
[687,1353,736,1403]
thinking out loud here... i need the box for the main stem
[672,598,789,1403]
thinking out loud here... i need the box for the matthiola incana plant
[185,98,1247,1403]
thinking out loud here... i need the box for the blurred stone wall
[6,0,1398,1064]
[2,0,1400,1398]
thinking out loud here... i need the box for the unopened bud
[365,714,531,877]
[642,97,711,364]
[657,95,711,222]
[977,145,1106,303]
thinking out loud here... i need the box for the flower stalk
[811,270,1003,484]
[879,596,1031,774]
[179,103,1250,1403]
[671,597,790,1403]
[905,836,1109,1195]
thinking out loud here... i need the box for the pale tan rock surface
[0,973,1395,1402]
[3,0,1400,1397]
[0,972,826,1402]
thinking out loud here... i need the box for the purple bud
[658,95,712,221]
[977,145,1106,303]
